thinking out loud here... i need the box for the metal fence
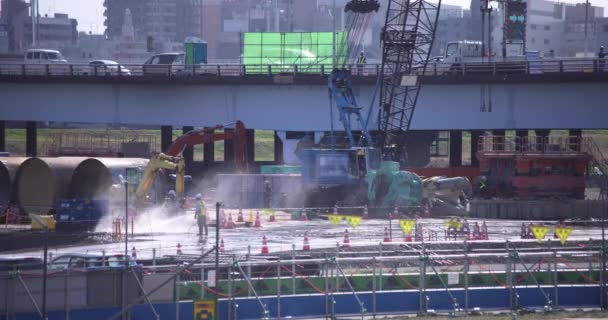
[0,59,606,78]
[1,240,605,319]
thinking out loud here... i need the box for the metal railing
[478,135,593,154]
[0,58,606,78]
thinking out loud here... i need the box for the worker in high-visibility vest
[194,194,208,236]
[357,51,366,75]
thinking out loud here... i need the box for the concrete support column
[26,121,37,157]
[224,128,234,163]
[535,129,551,151]
[204,128,214,164]
[449,130,463,167]
[492,130,506,151]
[0,121,5,152]
[160,125,173,153]
[246,129,255,165]
[404,130,437,167]
[182,126,194,165]
[535,129,551,139]
[569,129,582,152]
[274,131,284,164]
[470,130,483,167]
[515,130,528,151]
[569,129,582,137]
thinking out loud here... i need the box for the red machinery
[476,135,591,199]
[166,120,248,173]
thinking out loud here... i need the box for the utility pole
[584,0,590,57]
[31,0,37,47]
[332,0,337,68]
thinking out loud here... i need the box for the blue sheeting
[3,286,600,320]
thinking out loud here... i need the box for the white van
[24,49,67,64]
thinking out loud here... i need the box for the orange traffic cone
[184,198,191,210]
[300,210,308,221]
[383,227,390,243]
[237,208,244,222]
[342,229,350,248]
[255,211,261,228]
[220,239,225,253]
[303,231,311,251]
[131,246,137,258]
[261,235,269,254]
[176,242,182,255]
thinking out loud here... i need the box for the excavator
[135,121,247,207]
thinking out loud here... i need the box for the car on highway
[24,49,67,64]
[143,52,185,75]
[48,253,138,270]
[87,60,131,76]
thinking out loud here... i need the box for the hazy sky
[35,0,608,35]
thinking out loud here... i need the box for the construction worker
[263,179,272,208]
[357,51,366,75]
[194,194,208,236]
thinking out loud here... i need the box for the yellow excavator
[134,121,248,208]
[135,153,185,207]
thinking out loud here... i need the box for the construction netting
[242,32,348,73]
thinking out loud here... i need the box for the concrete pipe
[70,158,149,201]
[15,157,88,215]
[0,157,28,208]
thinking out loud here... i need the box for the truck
[429,40,528,75]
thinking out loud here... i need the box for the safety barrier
[0,58,606,78]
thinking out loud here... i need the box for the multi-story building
[103,0,202,42]
[561,3,604,56]
[0,0,29,53]
[23,13,78,50]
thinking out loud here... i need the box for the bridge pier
[535,129,551,139]
[0,121,4,152]
[406,131,437,167]
[224,128,234,164]
[204,128,214,164]
[274,131,284,164]
[246,129,255,166]
[449,131,463,167]
[26,121,37,157]
[182,126,194,166]
[515,130,528,151]
[470,130,483,167]
[160,125,173,153]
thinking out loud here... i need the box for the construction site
[1,0,608,319]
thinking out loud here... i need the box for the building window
[531,24,537,30]
[544,39,550,44]
[544,25,550,31]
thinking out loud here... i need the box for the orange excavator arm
[166,120,248,173]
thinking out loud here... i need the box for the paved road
[3,206,604,261]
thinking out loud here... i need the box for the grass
[4,128,608,164]
[3,128,276,161]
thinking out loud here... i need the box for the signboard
[194,300,216,320]
[505,1,526,41]
[448,273,459,285]
[207,270,217,287]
